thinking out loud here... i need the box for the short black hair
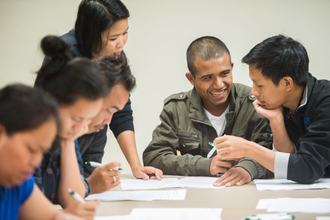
[93,55,136,92]
[186,36,231,76]
[75,0,130,58]
[242,34,309,86]
[35,35,108,106]
[0,84,60,136]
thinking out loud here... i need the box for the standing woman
[34,35,107,219]
[0,84,80,220]
[62,0,162,179]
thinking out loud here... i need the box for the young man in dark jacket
[143,36,272,187]
[215,35,330,184]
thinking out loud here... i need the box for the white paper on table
[120,178,179,190]
[129,208,223,220]
[177,177,225,189]
[120,177,224,190]
[266,198,330,214]
[253,178,330,191]
[86,189,186,201]
[256,199,277,209]
[94,216,131,220]
[316,217,330,220]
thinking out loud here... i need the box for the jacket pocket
[176,131,200,155]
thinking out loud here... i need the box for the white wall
[1,0,330,174]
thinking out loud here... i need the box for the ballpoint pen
[68,188,86,203]
[206,134,227,158]
[85,161,123,170]
[206,142,216,158]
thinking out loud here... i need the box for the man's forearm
[246,142,276,173]
[269,116,295,153]
[117,130,142,168]
[58,141,85,207]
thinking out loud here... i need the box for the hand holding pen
[66,188,99,220]
[85,161,122,194]
[207,134,226,159]
[208,136,233,176]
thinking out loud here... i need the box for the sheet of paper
[316,217,330,220]
[256,198,277,209]
[129,208,223,220]
[258,198,330,214]
[94,216,130,220]
[86,189,186,201]
[253,178,330,191]
[120,177,224,190]
[177,177,225,189]
[120,178,179,190]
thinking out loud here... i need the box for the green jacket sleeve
[235,116,272,179]
[143,104,211,176]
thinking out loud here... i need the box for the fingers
[210,155,233,175]
[213,172,230,186]
[218,160,232,169]
[103,162,122,183]
[210,166,229,175]
[153,169,163,180]
[84,200,100,210]
[136,167,163,180]
[132,167,150,180]
[216,149,229,159]
[213,170,238,187]
[214,167,251,187]
[71,201,99,219]
[253,100,261,109]
[213,136,227,146]
[144,167,163,180]
[103,161,121,170]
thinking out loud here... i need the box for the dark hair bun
[41,35,70,57]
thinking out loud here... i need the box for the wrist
[245,141,259,159]
[60,139,74,149]
[130,161,143,170]
[269,113,284,128]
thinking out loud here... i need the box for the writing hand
[87,162,121,194]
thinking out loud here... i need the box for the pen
[85,161,102,167]
[206,142,216,158]
[68,188,85,203]
[85,161,123,170]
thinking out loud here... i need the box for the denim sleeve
[74,139,91,196]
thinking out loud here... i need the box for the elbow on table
[289,169,324,184]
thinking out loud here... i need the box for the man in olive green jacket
[143,36,272,187]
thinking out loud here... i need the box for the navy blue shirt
[62,30,135,177]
